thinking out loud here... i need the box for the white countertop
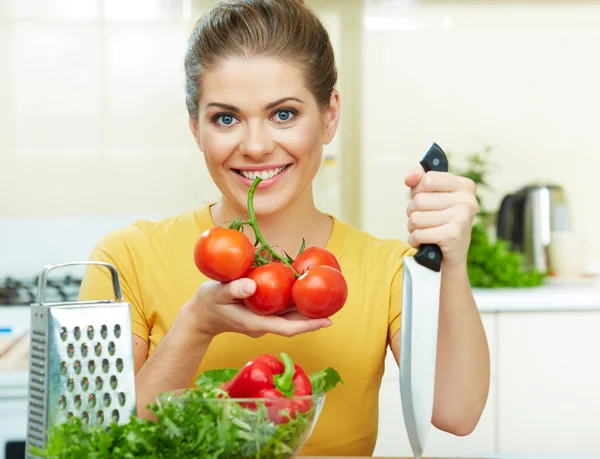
[0,371,29,398]
[492,454,600,459]
[473,277,600,313]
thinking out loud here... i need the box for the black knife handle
[420,142,449,174]
[413,143,448,273]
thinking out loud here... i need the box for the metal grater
[25,261,137,457]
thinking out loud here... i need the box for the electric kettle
[496,182,570,273]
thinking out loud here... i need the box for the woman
[79,0,490,455]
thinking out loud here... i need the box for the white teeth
[239,166,286,181]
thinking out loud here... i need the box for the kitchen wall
[1,0,599,271]
[0,0,357,275]
[360,0,600,270]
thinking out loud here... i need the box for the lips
[233,164,291,181]
[231,164,293,189]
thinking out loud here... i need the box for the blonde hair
[184,0,337,120]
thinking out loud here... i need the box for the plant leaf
[194,368,238,391]
[309,367,343,394]
[297,238,306,256]
[283,250,295,264]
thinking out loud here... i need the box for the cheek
[283,119,323,163]
[199,127,235,168]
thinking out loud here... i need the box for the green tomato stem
[246,177,300,277]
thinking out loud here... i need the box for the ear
[322,89,341,145]
[188,115,203,151]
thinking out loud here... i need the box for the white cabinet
[497,311,600,455]
[374,314,498,457]
[375,307,600,457]
[374,379,412,457]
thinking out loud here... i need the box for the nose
[240,120,275,160]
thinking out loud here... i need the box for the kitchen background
[1,0,599,458]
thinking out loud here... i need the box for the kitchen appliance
[25,261,136,458]
[0,274,82,459]
[496,183,570,273]
[399,142,447,459]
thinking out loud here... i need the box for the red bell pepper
[221,359,274,398]
[291,363,312,413]
[252,354,285,375]
[268,353,313,418]
[220,354,281,409]
[258,388,298,424]
[222,352,314,424]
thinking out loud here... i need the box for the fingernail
[320,320,332,328]
[242,281,255,294]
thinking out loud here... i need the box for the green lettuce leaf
[30,363,343,458]
[309,367,343,394]
[194,368,238,391]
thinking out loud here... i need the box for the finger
[408,225,445,248]
[408,222,463,250]
[407,208,453,233]
[410,172,475,198]
[407,190,478,216]
[404,166,424,188]
[275,305,297,316]
[214,278,256,303]
[255,315,332,338]
[407,192,455,216]
[278,310,315,321]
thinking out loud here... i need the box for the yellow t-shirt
[78,205,415,456]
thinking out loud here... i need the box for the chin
[242,192,290,218]
[227,177,297,217]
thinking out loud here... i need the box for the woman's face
[190,56,340,217]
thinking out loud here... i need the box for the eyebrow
[204,97,305,112]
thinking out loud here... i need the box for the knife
[399,142,449,459]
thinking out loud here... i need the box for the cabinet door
[497,312,600,455]
[374,379,413,457]
[374,314,497,457]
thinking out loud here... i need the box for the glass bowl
[155,388,326,458]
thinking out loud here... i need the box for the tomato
[244,263,296,315]
[292,247,341,275]
[194,227,255,282]
[292,265,348,319]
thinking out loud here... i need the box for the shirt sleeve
[78,229,149,341]
[388,244,418,344]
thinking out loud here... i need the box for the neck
[210,187,332,256]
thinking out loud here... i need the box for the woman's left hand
[405,167,478,268]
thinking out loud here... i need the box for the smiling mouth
[233,164,292,181]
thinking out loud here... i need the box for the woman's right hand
[181,277,333,339]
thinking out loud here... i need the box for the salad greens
[29,366,342,459]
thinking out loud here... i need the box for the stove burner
[0,275,82,306]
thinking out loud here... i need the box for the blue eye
[274,110,295,122]
[214,114,238,126]
[211,113,237,127]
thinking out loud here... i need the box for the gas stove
[0,274,82,372]
[0,275,82,306]
[0,275,81,459]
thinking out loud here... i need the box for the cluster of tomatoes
[193,226,348,319]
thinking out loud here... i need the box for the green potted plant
[449,146,546,288]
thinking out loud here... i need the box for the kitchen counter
[306,455,600,459]
[473,277,600,313]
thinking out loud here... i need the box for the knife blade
[399,142,449,459]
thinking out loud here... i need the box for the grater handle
[37,261,123,305]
